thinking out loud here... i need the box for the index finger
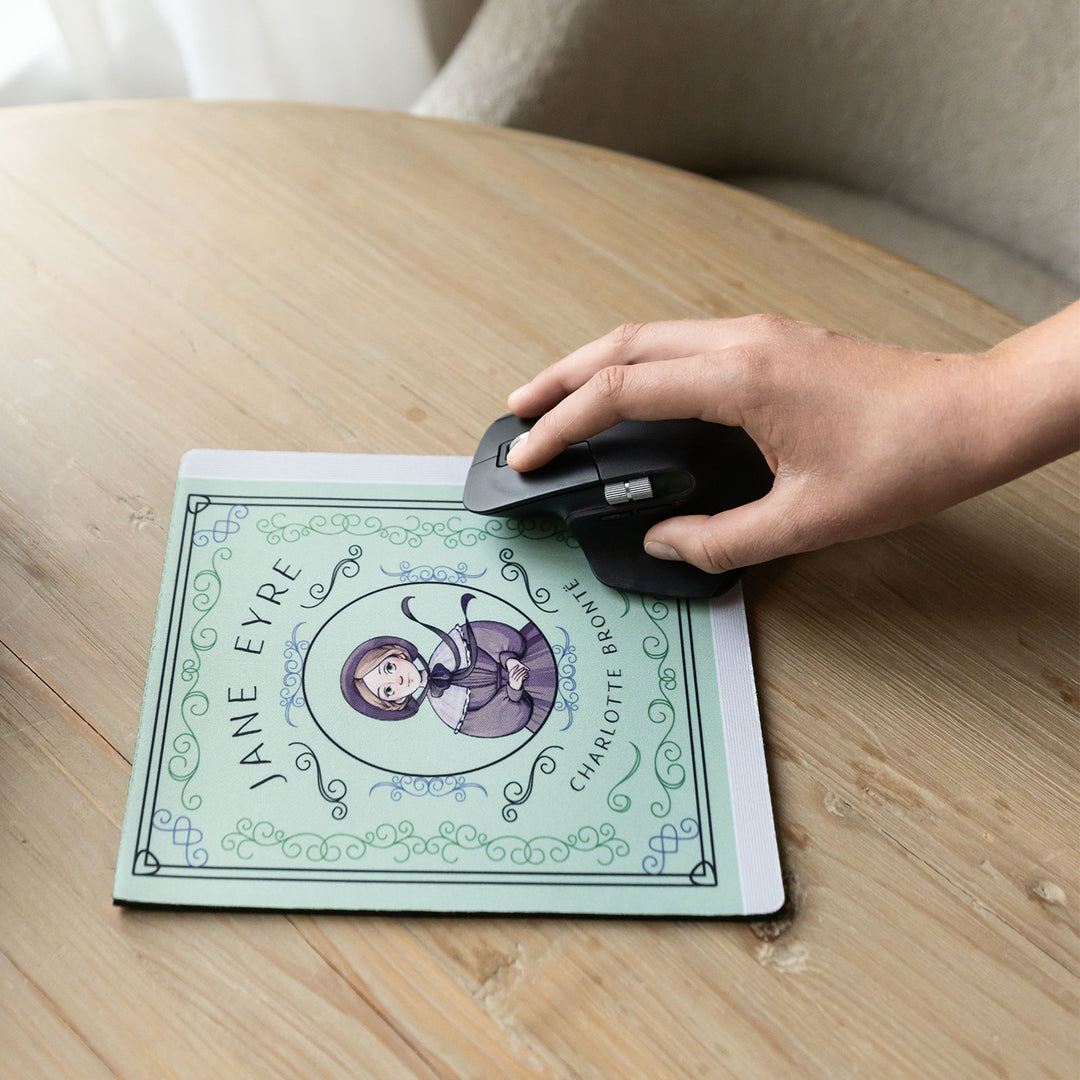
[507,319,736,418]
[506,353,746,471]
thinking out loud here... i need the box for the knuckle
[742,312,791,336]
[590,363,629,403]
[608,321,647,351]
[523,413,562,455]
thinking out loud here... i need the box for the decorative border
[132,493,719,887]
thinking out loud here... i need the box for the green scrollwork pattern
[169,546,230,810]
[606,741,641,813]
[642,597,686,817]
[256,511,578,549]
[221,818,630,867]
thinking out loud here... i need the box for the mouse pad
[113,451,783,917]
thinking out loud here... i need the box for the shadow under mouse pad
[113,451,783,917]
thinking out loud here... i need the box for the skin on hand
[505,659,529,691]
[505,307,1080,575]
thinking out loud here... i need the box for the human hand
[505,310,1080,574]
[506,659,530,690]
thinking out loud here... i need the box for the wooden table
[1,102,1075,1080]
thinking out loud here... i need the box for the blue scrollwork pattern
[642,817,700,875]
[280,622,309,727]
[151,808,209,867]
[192,503,248,546]
[367,775,488,802]
[379,561,487,584]
[551,626,578,731]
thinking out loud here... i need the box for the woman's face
[359,654,423,704]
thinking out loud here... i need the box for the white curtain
[0,0,480,108]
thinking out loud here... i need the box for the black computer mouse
[462,414,775,598]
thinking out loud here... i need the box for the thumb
[643,493,805,574]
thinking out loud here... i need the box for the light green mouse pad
[114,452,783,917]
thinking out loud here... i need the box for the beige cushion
[732,177,1078,323]
[416,0,1079,321]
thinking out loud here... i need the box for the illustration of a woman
[340,592,556,738]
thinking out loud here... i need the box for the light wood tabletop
[0,101,1075,1080]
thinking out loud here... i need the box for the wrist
[978,309,1080,484]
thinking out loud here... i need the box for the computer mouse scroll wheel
[604,477,654,505]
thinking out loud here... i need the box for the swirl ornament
[642,596,686,817]
[280,622,309,727]
[642,817,700,875]
[151,808,209,867]
[551,626,579,731]
[256,511,380,546]
[289,742,348,820]
[303,544,364,608]
[379,561,487,584]
[192,503,248,546]
[606,741,641,814]
[367,775,488,803]
[221,818,629,867]
[498,548,558,612]
[256,511,579,549]
[501,745,562,822]
[170,545,230,809]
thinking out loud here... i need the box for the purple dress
[425,620,557,738]
[339,593,558,738]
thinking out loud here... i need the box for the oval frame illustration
[302,582,557,777]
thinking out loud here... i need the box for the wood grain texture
[0,101,1075,1080]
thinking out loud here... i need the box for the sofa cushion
[416,0,1079,323]
[731,177,1076,324]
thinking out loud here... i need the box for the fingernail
[507,385,529,409]
[645,541,681,561]
[505,432,529,468]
